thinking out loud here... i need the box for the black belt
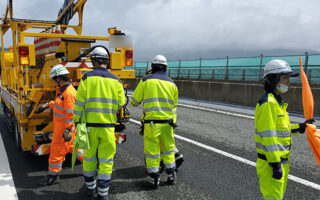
[257,153,288,164]
[86,123,115,128]
[144,119,173,124]
[143,119,177,128]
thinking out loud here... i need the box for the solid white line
[0,132,18,200]
[129,118,320,191]
[177,103,254,119]
[127,94,254,119]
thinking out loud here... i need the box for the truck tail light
[19,46,29,55]
[20,56,30,65]
[125,50,133,66]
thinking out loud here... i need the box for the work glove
[139,123,144,136]
[270,162,282,180]
[63,128,72,142]
[36,102,49,113]
[298,119,315,133]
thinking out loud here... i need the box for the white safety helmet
[91,46,109,59]
[50,64,69,78]
[152,55,167,66]
[263,59,298,78]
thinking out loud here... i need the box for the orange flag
[299,57,320,168]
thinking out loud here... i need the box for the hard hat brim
[284,71,299,77]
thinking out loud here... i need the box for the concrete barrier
[127,78,320,115]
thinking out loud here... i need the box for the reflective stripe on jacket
[130,71,178,120]
[49,83,76,143]
[254,92,300,163]
[73,67,126,126]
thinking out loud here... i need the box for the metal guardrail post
[146,61,149,74]
[242,69,246,80]
[225,56,229,80]
[211,69,215,80]
[259,54,263,79]
[304,51,309,70]
[307,69,312,82]
[178,59,181,79]
[199,57,202,79]
[168,69,171,77]
[187,69,190,79]
[138,69,141,77]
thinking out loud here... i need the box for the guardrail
[133,52,320,84]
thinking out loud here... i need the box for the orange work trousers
[48,132,84,175]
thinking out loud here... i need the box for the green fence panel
[134,54,320,83]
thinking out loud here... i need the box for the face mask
[276,83,289,93]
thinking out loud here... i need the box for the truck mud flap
[115,132,126,144]
[32,144,51,156]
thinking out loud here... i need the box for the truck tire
[13,120,22,152]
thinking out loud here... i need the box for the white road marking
[0,132,18,199]
[128,94,254,119]
[129,118,320,191]
[177,103,254,119]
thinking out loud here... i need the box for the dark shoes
[148,176,160,189]
[175,152,185,169]
[154,176,160,189]
[87,187,97,198]
[167,171,177,185]
[98,195,109,200]
[39,175,58,186]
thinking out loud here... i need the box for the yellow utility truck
[0,0,135,155]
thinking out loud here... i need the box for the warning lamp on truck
[20,56,30,65]
[125,50,133,66]
[19,46,30,65]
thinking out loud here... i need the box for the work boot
[39,175,58,186]
[175,152,185,171]
[87,187,97,198]
[153,176,160,189]
[167,171,177,185]
[98,195,109,200]
[148,175,160,189]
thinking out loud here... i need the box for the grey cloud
[1,0,320,61]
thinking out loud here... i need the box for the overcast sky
[1,0,320,61]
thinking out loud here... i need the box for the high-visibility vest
[130,71,178,121]
[254,92,300,163]
[73,67,126,127]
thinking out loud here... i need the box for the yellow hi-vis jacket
[255,92,300,163]
[73,67,126,127]
[130,72,178,121]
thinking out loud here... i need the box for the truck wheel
[13,120,22,152]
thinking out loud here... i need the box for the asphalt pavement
[1,98,320,200]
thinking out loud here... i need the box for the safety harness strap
[58,93,64,101]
